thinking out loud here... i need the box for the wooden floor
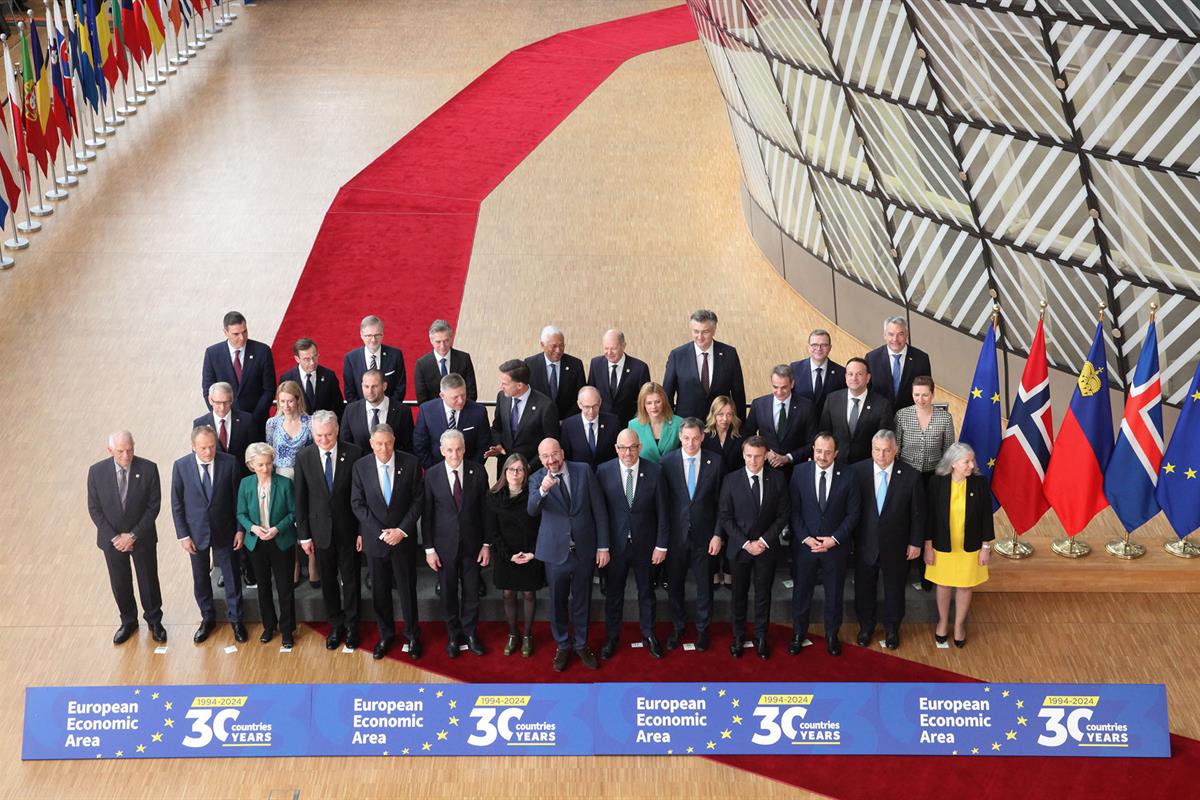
[0,2,1196,798]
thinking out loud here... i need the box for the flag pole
[5,206,30,249]
[168,10,188,67]
[1105,304,1154,560]
[995,303,1039,560]
[103,82,125,126]
[209,1,224,33]
[150,45,167,82]
[191,5,208,50]
[213,0,227,28]
[30,169,54,215]
[222,0,235,23]
[46,159,69,199]
[117,70,137,115]
[131,60,151,101]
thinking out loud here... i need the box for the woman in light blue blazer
[627,382,681,463]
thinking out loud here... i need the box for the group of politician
[87,308,996,671]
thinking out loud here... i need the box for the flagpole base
[17,220,42,233]
[136,86,156,96]
[66,163,89,175]
[223,13,236,22]
[98,118,121,130]
[0,255,14,270]
[74,148,99,160]
[29,204,54,217]
[169,57,188,66]
[162,65,178,75]
[193,39,208,48]
[184,46,199,55]
[4,236,29,250]
[130,95,148,105]
[1051,536,1090,558]
[1104,538,1145,559]
[215,17,229,27]
[993,536,1034,560]
[198,32,213,42]
[45,188,69,201]
[55,175,80,187]
[148,76,167,86]
[1164,538,1200,559]
[85,137,108,148]
[115,106,137,117]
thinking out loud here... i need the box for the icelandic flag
[959,322,1001,509]
[993,319,1053,533]
[1104,318,1163,532]
[1156,361,1200,539]
[1043,321,1113,536]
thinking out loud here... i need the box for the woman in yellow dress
[924,442,993,648]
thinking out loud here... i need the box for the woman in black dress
[702,395,743,587]
[486,453,545,657]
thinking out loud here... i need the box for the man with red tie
[201,311,277,440]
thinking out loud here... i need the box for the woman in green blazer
[627,382,681,463]
[237,442,298,647]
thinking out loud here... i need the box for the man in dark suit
[865,315,933,412]
[719,436,790,660]
[87,431,166,645]
[170,425,246,644]
[280,337,345,419]
[413,319,478,404]
[818,358,893,465]
[523,325,586,423]
[790,328,845,419]
[201,311,276,439]
[350,423,424,661]
[660,418,724,651]
[413,373,489,468]
[193,382,252,478]
[343,368,415,453]
[422,429,493,658]
[743,364,816,480]
[596,430,668,659]
[587,328,651,425]
[529,437,610,672]
[485,359,559,472]
[663,309,747,420]
[561,386,619,470]
[294,411,364,651]
[852,430,924,650]
[788,432,860,657]
[343,314,407,404]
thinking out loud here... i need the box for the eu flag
[960,322,1001,509]
[1156,361,1200,539]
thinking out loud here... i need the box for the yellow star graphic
[115,750,124,758]
[151,692,160,700]
[686,746,695,753]
[1193,390,1200,401]
[718,689,726,697]
[706,741,716,750]
[1186,468,1197,480]
[422,742,432,751]
[1006,730,1017,740]
[164,701,173,711]
[449,716,460,726]
[1016,700,1024,709]
[984,687,991,693]
[991,393,1001,404]
[971,387,983,399]
[402,748,410,755]
[731,699,740,708]
[1164,463,1176,473]
[134,690,141,695]
[151,732,163,742]
[992,742,1002,751]
[448,699,457,709]
[971,747,979,755]
[732,715,743,725]
[435,690,444,698]
[721,729,732,739]
[987,458,996,468]
[136,744,146,753]
[164,718,174,728]
[437,730,448,741]
[1017,716,1028,726]
[1002,690,1010,698]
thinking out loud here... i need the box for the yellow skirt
[925,479,989,588]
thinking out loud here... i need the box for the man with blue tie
[170,425,246,644]
[529,438,610,672]
[413,320,478,404]
[560,386,619,470]
[486,360,559,472]
[280,338,345,419]
[343,315,407,405]
[413,373,489,468]
[201,311,276,439]
[790,329,845,419]
[788,432,860,656]
[865,316,932,412]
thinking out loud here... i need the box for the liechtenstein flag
[1043,321,1113,536]
[1104,318,1163,532]
[959,321,1001,509]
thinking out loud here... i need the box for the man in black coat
[485,359,559,472]
[413,319,478,404]
[343,314,407,404]
[818,357,893,465]
[193,382,253,479]
[742,363,816,480]
[789,328,846,420]
[587,328,651,426]
[280,337,345,419]
[865,315,933,412]
[524,325,586,423]
[343,368,415,454]
[560,386,619,470]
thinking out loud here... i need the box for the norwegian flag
[1104,317,1164,532]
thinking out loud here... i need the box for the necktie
[892,353,902,398]
[548,362,559,399]
[233,349,243,384]
[750,474,761,513]
[448,409,457,430]
[118,467,128,507]
[510,398,521,432]
[814,366,824,398]
[371,407,381,429]
[370,353,378,371]
[201,463,212,502]
[609,363,619,398]
[452,469,463,510]
[324,451,334,493]
[218,418,228,450]
[849,397,861,435]
[818,469,828,511]
[439,357,448,377]
[625,467,635,508]
[687,457,697,499]
[556,471,572,507]
[304,373,316,410]
[381,465,392,504]
[777,401,788,436]
[876,470,888,514]
[587,421,596,453]
[700,352,711,395]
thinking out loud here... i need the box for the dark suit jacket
[866,345,933,411]
[788,461,860,545]
[342,399,415,454]
[587,355,651,428]
[413,349,478,405]
[524,353,587,422]
[743,393,816,466]
[852,460,925,565]
[659,448,723,549]
[596,458,668,557]
[818,389,894,464]
[350,452,423,560]
[560,412,619,470]
[293,441,363,549]
[192,411,253,479]
[703,431,744,475]
[343,345,407,404]
[421,462,493,560]
[170,451,239,550]
[201,339,276,432]
[663,339,747,420]
[492,390,559,471]
[279,365,345,419]
[789,358,846,419]
[926,474,995,553]
[718,467,790,558]
[528,461,610,566]
[413,398,489,468]
[87,456,161,549]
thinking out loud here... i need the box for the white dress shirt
[809,359,827,388]
[846,388,869,424]
[511,387,532,425]
[366,396,390,429]
[874,461,895,497]
[605,355,626,390]
[195,455,215,483]
[227,342,243,369]
[693,342,713,379]
[813,464,840,544]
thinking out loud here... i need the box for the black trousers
[790,543,848,635]
[316,535,360,630]
[729,547,777,639]
[854,556,908,634]
[249,543,297,636]
[189,544,242,624]
[604,541,655,639]
[544,549,594,649]
[666,537,714,634]
[437,541,481,642]
[104,543,164,626]
[369,546,420,642]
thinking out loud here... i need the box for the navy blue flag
[1156,361,1200,539]
[959,323,1001,509]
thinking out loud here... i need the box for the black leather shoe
[282,635,294,648]
[446,640,460,659]
[600,638,619,660]
[150,622,167,643]
[345,628,360,650]
[756,637,770,660]
[553,647,570,672]
[576,646,599,670]
[935,632,948,646]
[193,621,215,644]
[373,639,393,660]
[695,629,709,651]
[467,635,485,656]
[408,638,423,660]
[435,581,441,597]
[666,628,683,650]
[884,630,900,650]
[326,627,343,650]
[954,635,966,649]
[260,627,276,644]
[730,637,744,658]
[856,629,872,647]
[826,635,842,656]
[789,635,805,656]
[232,622,248,643]
[113,623,138,645]
[643,636,664,659]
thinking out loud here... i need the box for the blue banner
[23,681,1169,760]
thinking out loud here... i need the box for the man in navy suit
[743,364,816,480]
[343,314,407,404]
[280,338,345,419]
[87,431,166,645]
[790,329,845,419]
[201,311,276,439]
[852,430,924,650]
[485,360,559,472]
[524,325,586,423]
[413,319,478,404]
[788,433,860,656]
[819,358,893,465]
[560,386,619,470]
[170,425,246,644]
[865,315,933,412]
[660,418,723,651]
[719,436,790,659]
[413,373,489,468]
[663,309,746,420]
[529,438,610,673]
[587,328,651,425]
[596,430,669,660]
[343,369,415,454]
[423,430,493,658]
[351,423,424,661]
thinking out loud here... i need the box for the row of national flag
[957,310,1199,542]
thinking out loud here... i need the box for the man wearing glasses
[789,329,845,419]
